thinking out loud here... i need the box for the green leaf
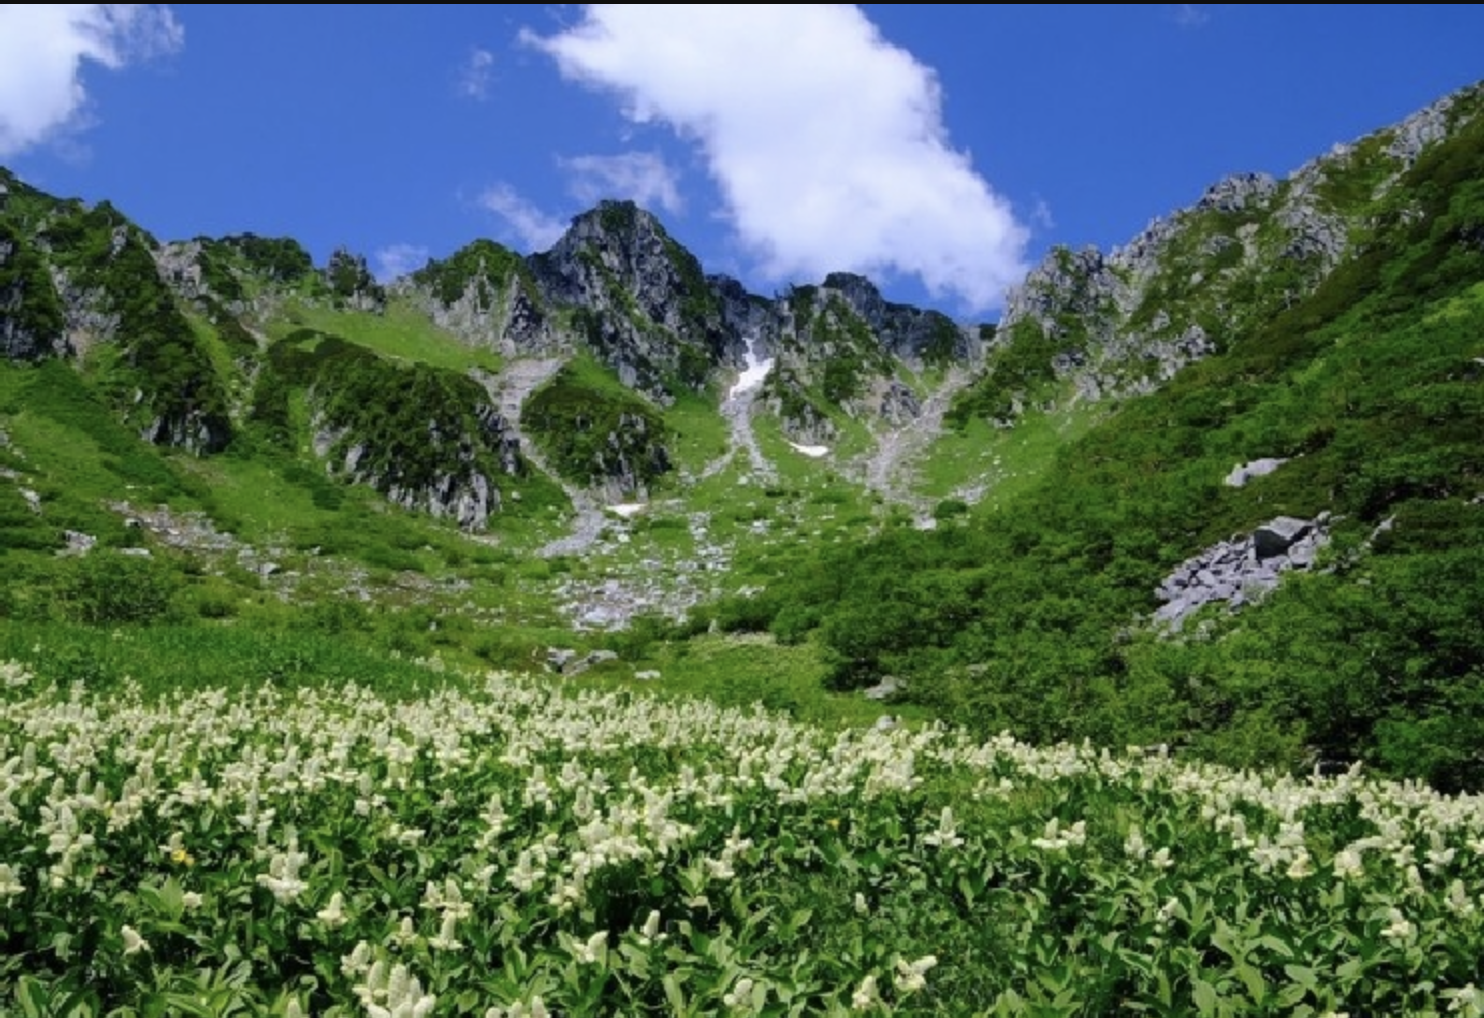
[17,975,48,1018]
[1192,978,1219,1017]
[1235,962,1266,1005]
[663,974,687,1015]
[1284,964,1318,991]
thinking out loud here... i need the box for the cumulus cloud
[523,4,1028,311]
[560,151,683,215]
[0,4,183,158]
[373,243,430,283]
[478,183,568,252]
[459,48,495,100]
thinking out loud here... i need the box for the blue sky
[2,4,1482,318]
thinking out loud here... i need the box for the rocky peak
[977,84,1484,428]
[400,239,555,355]
[530,200,733,401]
[1196,172,1279,214]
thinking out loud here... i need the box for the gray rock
[634,670,661,681]
[1254,517,1312,559]
[546,647,578,673]
[1152,514,1331,630]
[1224,457,1289,487]
[863,675,905,701]
[62,530,96,555]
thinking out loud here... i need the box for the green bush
[59,552,184,625]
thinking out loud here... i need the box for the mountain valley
[2,80,1483,786]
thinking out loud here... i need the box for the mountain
[2,80,1483,788]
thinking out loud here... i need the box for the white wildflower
[893,954,937,995]
[569,929,608,965]
[722,976,756,1009]
[1442,983,1483,1017]
[1381,907,1415,943]
[121,924,149,956]
[1286,849,1314,879]
[317,891,349,928]
[342,940,374,980]
[922,806,963,849]
[389,915,419,948]
[639,909,663,944]
[428,912,463,952]
[851,974,880,1010]
[1333,847,1365,880]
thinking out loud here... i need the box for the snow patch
[729,334,774,399]
[787,442,829,458]
[606,503,646,518]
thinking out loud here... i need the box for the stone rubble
[1153,513,1331,630]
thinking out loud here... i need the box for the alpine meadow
[2,60,1484,1016]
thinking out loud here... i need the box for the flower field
[3,659,1483,1016]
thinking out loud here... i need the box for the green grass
[661,388,729,476]
[914,398,1100,509]
[578,630,931,729]
[271,299,503,373]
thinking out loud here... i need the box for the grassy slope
[723,98,1484,789]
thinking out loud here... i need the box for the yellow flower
[171,848,195,868]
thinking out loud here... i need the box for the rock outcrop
[978,85,1482,428]
[1153,513,1332,629]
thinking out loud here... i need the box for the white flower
[363,962,435,1018]
[569,929,608,965]
[893,954,937,995]
[639,909,663,944]
[1381,907,1415,943]
[922,806,964,849]
[182,890,204,910]
[1443,983,1483,1017]
[0,864,23,899]
[851,974,880,1010]
[722,977,756,1009]
[317,891,349,928]
[428,912,463,952]
[1124,825,1147,860]
[388,915,419,948]
[342,940,372,978]
[121,924,149,956]
[1332,847,1365,880]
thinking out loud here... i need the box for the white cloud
[523,5,1028,311]
[1031,197,1055,231]
[560,151,683,215]
[1172,5,1211,27]
[374,243,430,283]
[0,4,183,159]
[478,183,568,252]
[459,48,494,100]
